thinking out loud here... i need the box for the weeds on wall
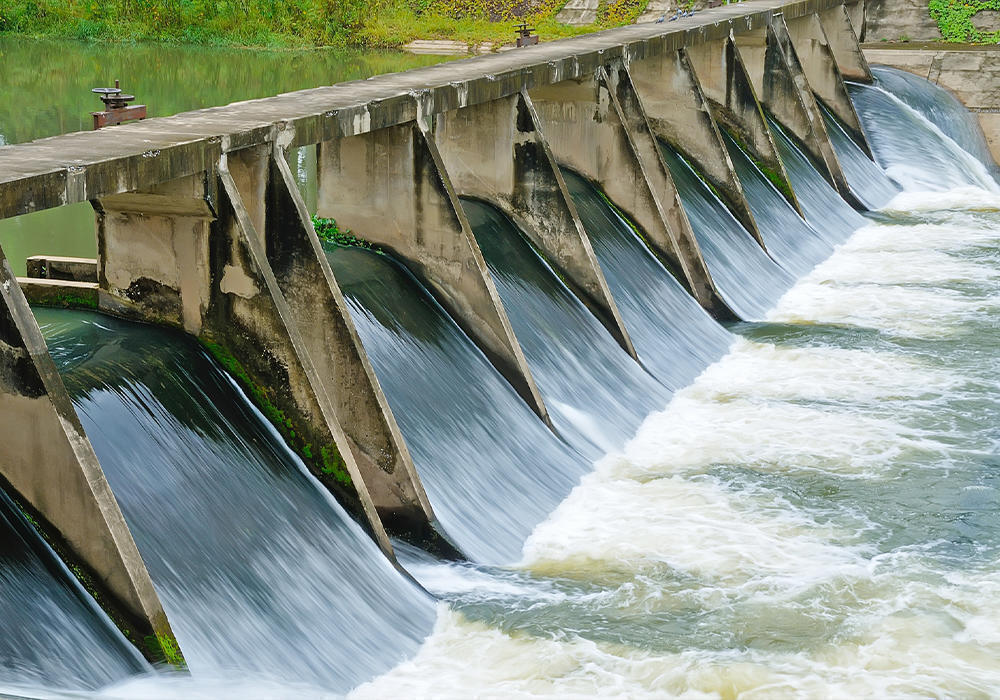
[929,0,1000,42]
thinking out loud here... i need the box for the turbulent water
[34,309,434,697]
[0,490,147,695]
[326,246,587,564]
[722,131,833,276]
[561,168,732,390]
[352,76,1000,700]
[462,197,670,458]
[659,143,796,319]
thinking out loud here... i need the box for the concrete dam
[1,0,999,695]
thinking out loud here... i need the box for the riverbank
[0,0,643,50]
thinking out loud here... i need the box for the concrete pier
[0,247,180,663]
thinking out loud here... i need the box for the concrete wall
[864,0,942,42]
[527,67,729,315]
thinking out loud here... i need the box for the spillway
[326,245,587,565]
[0,489,147,695]
[357,64,1000,700]
[462,198,670,458]
[560,168,732,389]
[850,71,1000,193]
[819,105,899,209]
[35,309,434,695]
[768,117,868,244]
[659,143,795,319]
[722,131,833,276]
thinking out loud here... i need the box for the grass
[929,0,1000,43]
[0,0,649,49]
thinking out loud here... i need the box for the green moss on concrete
[312,216,381,253]
[144,633,186,668]
[198,337,353,488]
[723,128,795,202]
[29,292,99,310]
[320,445,351,486]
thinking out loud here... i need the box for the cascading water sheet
[560,168,732,389]
[768,117,868,244]
[326,246,588,565]
[658,143,795,319]
[819,104,900,209]
[0,489,148,695]
[722,131,833,277]
[462,198,671,459]
[849,72,1000,193]
[863,65,1000,179]
[36,309,435,696]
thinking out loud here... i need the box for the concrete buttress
[785,12,873,156]
[254,143,438,538]
[628,47,765,249]
[0,247,180,663]
[686,37,803,215]
[733,17,856,202]
[817,4,873,83]
[314,120,551,424]
[528,64,732,318]
[430,90,638,359]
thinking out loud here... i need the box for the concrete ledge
[25,256,99,283]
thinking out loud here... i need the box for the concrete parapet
[256,145,438,538]
[315,120,551,423]
[818,4,873,82]
[786,12,873,156]
[94,173,215,335]
[628,47,765,248]
[686,37,802,215]
[735,17,855,202]
[0,248,180,664]
[25,256,98,283]
[431,90,638,358]
[528,65,731,317]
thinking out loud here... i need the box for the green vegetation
[929,0,1000,43]
[312,216,377,251]
[0,0,647,49]
[144,633,186,668]
[198,337,352,487]
[34,292,99,310]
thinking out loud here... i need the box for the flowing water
[850,69,1000,194]
[659,143,796,319]
[819,105,900,209]
[722,131,833,277]
[0,490,147,696]
[560,168,732,389]
[32,309,435,697]
[768,117,868,244]
[352,71,1000,700]
[462,198,670,458]
[325,245,587,565]
[862,65,1000,180]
